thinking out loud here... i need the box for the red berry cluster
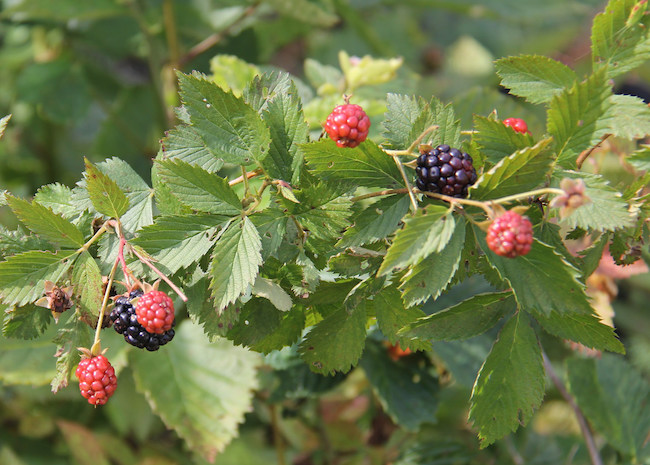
[136,290,175,334]
[324,103,370,148]
[486,211,534,258]
[503,118,529,134]
[75,355,117,406]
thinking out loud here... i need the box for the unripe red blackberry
[109,290,175,351]
[415,144,478,198]
[503,118,529,134]
[486,211,533,258]
[324,103,370,148]
[75,354,117,406]
[135,290,175,334]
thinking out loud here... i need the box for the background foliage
[0,1,649,464]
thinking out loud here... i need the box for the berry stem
[127,244,189,302]
[350,188,409,202]
[406,124,439,153]
[491,187,565,205]
[241,166,251,197]
[394,157,419,212]
[229,168,263,186]
[91,247,121,355]
[77,222,110,254]
[243,180,271,216]
[576,133,611,169]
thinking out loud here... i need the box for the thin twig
[542,352,603,465]
[576,134,611,170]
[350,188,408,202]
[91,251,121,355]
[128,245,188,302]
[394,156,419,212]
[229,168,262,186]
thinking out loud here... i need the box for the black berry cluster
[415,144,478,198]
[109,290,175,351]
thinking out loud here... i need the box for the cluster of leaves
[1,0,650,462]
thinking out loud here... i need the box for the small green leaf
[130,321,259,461]
[531,310,624,354]
[299,305,367,375]
[339,50,403,91]
[378,206,454,277]
[252,276,293,312]
[399,217,466,307]
[628,144,650,170]
[472,115,535,164]
[177,72,270,165]
[579,232,610,279]
[373,286,431,352]
[495,55,577,104]
[470,138,553,199]
[360,340,439,431]
[71,251,103,319]
[250,208,287,259]
[210,54,260,96]
[6,196,85,248]
[132,214,226,275]
[547,71,613,168]
[606,94,650,140]
[476,228,593,316]
[567,354,650,460]
[0,250,76,306]
[51,317,92,393]
[2,304,51,339]
[84,158,130,218]
[155,159,242,215]
[303,139,403,189]
[161,125,224,173]
[209,217,263,311]
[469,312,545,447]
[400,291,514,342]
[33,183,76,218]
[185,267,239,339]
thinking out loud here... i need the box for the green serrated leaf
[177,72,270,165]
[210,54,260,96]
[475,228,593,316]
[338,195,410,249]
[209,217,263,311]
[0,250,77,306]
[628,144,650,170]
[71,251,103,319]
[6,195,84,248]
[302,139,403,189]
[132,214,226,275]
[51,316,92,393]
[472,115,536,164]
[161,125,224,173]
[360,340,439,431]
[2,304,51,339]
[33,183,76,219]
[400,291,514,342]
[399,217,466,307]
[299,305,366,375]
[547,71,613,168]
[567,354,650,460]
[532,310,624,353]
[592,0,650,79]
[469,312,545,447]
[84,158,130,218]
[495,55,577,104]
[373,287,431,352]
[250,208,287,259]
[185,268,239,339]
[606,94,650,140]
[252,276,293,312]
[155,159,242,215]
[130,321,259,461]
[378,205,454,277]
[288,183,352,242]
[470,138,553,199]
[553,171,634,231]
[579,232,610,279]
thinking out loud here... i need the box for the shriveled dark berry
[415,144,477,198]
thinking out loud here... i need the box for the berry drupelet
[415,144,478,198]
[324,103,370,148]
[486,211,534,258]
[109,290,175,351]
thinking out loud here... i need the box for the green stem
[91,248,120,355]
[493,187,565,205]
[241,166,251,197]
[77,222,109,254]
[127,243,188,302]
[394,157,418,212]
[350,188,408,202]
[162,0,180,67]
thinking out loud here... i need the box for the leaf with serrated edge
[553,170,634,231]
[469,312,545,447]
[400,291,514,342]
[71,251,103,319]
[472,115,535,164]
[131,321,259,461]
[177,72,270,165]
[299,305,366,375]
[531,310,624,353]
[2,304,51,339]
[373,287,431,352]
[0,250,77,306]
[6,196,84,248]
[155,159,242,215]
[185,267,239,339]
[399,217,466,307]
[606,94,650,140]
[161,125,224,173]
[252,276,292,312]
[378,205,454,277]
[51,317,92,393]
[547,71,613,168]
[470,139,553,200]
[209,217,263,311]
[33,183,76,218]
[84,158,129,218]
[338,195,410,249]
[475,228,593,316]
[382,94,423,150]
[302,139,403,189]
[628,145,650,170]
[495,55,577,104]
[132,214,225,275]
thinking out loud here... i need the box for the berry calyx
[75,354,117,406]
[486,211,534,258]
[415,144,478,198]
[109,290,175,351]
[503,118,529,134]
[324,103,370,148]
[135,290,175,334]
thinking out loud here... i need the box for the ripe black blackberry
[109,290,175,351]
[415,144,478,198]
